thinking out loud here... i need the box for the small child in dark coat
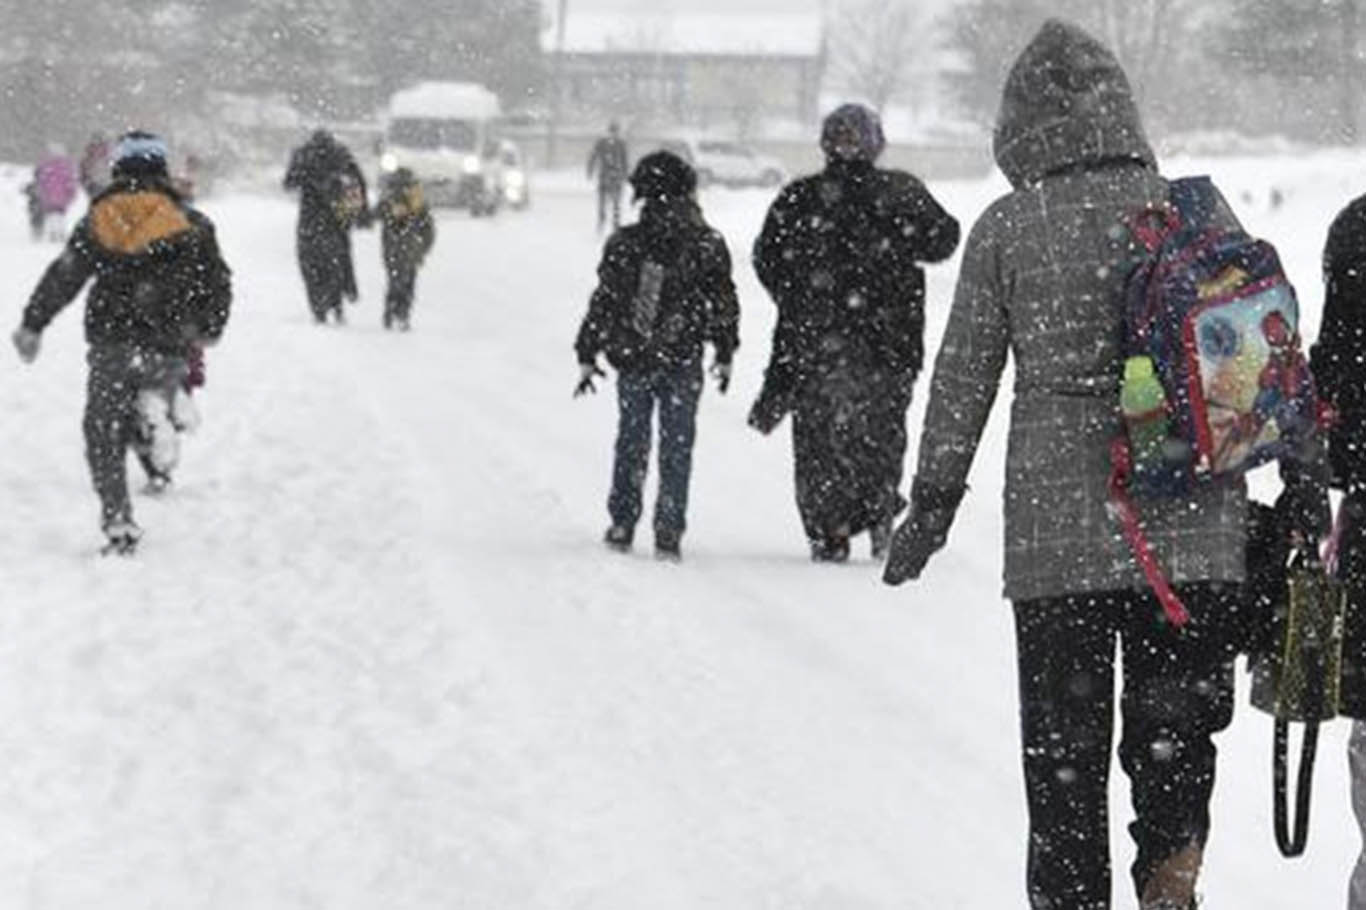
[374,168,435,331]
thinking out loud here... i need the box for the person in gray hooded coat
[882,19,1325,910]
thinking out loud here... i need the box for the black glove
[1275,477,1331,550]
[882,479,966,586]
[710,361,732,394]
[574,362,606,398]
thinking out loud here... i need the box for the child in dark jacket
[374,168,435,331]
[573,151,740,560]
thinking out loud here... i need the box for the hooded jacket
[913,19,1247,601]
[22,178,232,354]
[575,198,740,371]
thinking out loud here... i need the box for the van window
[388,118,477,151]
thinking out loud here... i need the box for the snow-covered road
[0,157,1358,908]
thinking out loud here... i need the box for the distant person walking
[587,121,629,232]
[284,130,371,325]
[30,146,79,241]
[749,103,959,562]
[79,132,112,198]
[373,168,436,331]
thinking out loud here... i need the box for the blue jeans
[608,362,703,535]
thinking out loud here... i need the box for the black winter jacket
[751,160,959,410]
[22,179,232,354]
[1314,193,1366,492]
[1312,193,1366,717]
[376,190,435,274]
[575,199,740,371]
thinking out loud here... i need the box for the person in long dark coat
[1310,191,1366,910]
[11,131,232,554]
[749,103,959,563]
[881,20,1326,910]
[283,130,370,324]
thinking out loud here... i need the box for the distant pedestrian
[749,103,959,562]
[31,146,79,241]
[587,121,629,233]
[284,130,371,324]
[373,168,435,331]
[574,151,739,560]
[79,132,111,198]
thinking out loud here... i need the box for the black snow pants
[383,259,419,328]
[790,365,912,547]
[297,220,357,323]
[597,180,623,232]
[84,345,188,529]
[1011,584,1244,909]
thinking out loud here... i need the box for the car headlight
[379,152,398,173]
[462,155,481,174]
[505,170,525,188]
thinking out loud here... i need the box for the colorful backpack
[1108,176,1321,626]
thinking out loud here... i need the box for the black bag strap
[1273,718,1319,857]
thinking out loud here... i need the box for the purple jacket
[34,157,78,212]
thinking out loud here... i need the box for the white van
[379,82,504,215]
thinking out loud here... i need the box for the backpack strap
[1272,717,1319,857]
[1107,439,1192,628]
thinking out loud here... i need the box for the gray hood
[992,19,1155,188]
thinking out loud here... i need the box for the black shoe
[100,519,142,556]
[811,536,850,563]
[654,530,682,562]
[604,524,634,552]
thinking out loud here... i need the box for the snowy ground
[0,153,1361,908]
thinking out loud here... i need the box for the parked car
[656,136,786,189]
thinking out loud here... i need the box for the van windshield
[388,118,477,151]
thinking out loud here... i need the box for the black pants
[607,362,703,535]
[384,261,418,327]
[790,366,912,545]
[1012,584,1242,909]
[597,181,623,231]
[83,345,187,529]
[297,225,357,322]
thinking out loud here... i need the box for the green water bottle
[1121,355,1169,475]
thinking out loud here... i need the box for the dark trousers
[1012,584,1242,909]
[608,362,703,535]
[83,345,186,529]
[790,367,912,544]
[297,228,357,322]
[597,181,623,231]
[384,261,418,327]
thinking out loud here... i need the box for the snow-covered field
[0,152,1360,908]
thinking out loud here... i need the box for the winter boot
[811,534,851,564]
[604,524,634,553]
[134,389,180,486]
[1140,843,1202,910]
[655,530,682,562]
[101,518,142,556]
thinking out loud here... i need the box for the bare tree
[825,0,927,115]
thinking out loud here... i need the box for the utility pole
[548,0,569,167]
